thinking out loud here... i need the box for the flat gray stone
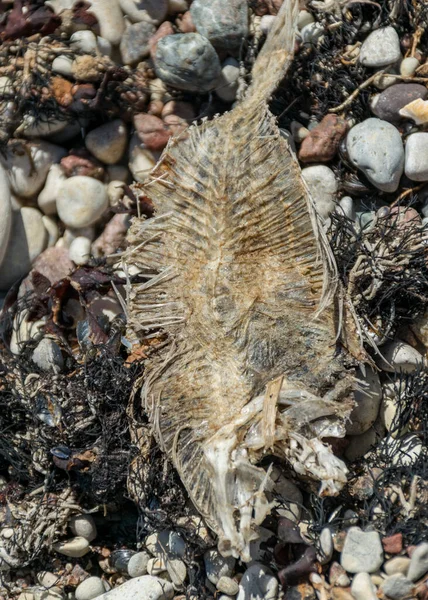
[340,528,383,573]
[120,21,155,65]
[190,0,248,50]
[408,542,428,581]
[301,165,338,219]
[405,132,428,181]
[359,27,401,67]
[346,118,404,192]
[154,33,221,92]
[32,338,63,374]
[380,574,414,599]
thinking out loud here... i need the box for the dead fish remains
[125,0,362,561]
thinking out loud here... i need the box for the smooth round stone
[301,165,338,219]
[375,340,424,372]
[57,176,108,228]
[0,163,11,268]
[0,207,48,291]
[237,563,278,600]
[32,338,63,373]
[42,216,59,247]
[400,56,420,77]
[69,514,97,542]
[371,84,428,122]
[69,237,92,265]
[64,227,95,247]
[190,0,248,50]
[52,55,73,76]
[53,537,90,558]
[384,556,411,576]
[0,76,13,97]
[1,141,66,199]
[359,27,401,67]
[16,114,70,138]
[300,22,325,45]
[405,132,428,181]
[408,542,428,582]
[373,73,400,90]
[215,58,239,103]
[38,164,66,216]
[318,528,333,565]
[145,531,186,558]
[204,549,235,585]
[165,558,186,587]
[337,196,356,220]
[75,576,106,600]
[346,118,404,192]
[346,366,382,435]
[351,572,378,600]
[291,120,310,143]
[120,21,155,65]
[70,30,98,54]
[107,165,130,183]
[129,134,156,182]
[217,576,239,595]
[154,33,221,92]
[389,433,422,467]
[297,9,315,30]
[85,120,127,165]
[128,551,150,577]
[147,556,167,576]
[380,574,413,600]
[87,576,174,599]
[340,528,383,573]
[119,0,167,23]
[97,36,112,56]
[87,0,125,45]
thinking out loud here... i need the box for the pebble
[291,121,310,143]
[61,152,104,180]
[57,176,108,228]
[0,207,48,291]
[154,33,221,92]
[387,433,423,467]
[37,164,67,216]
[380,382,407,438]
[146,530,186,558]
[87,0,125,45]
[346,118,404,192]
[408,542,428,581]
[89,575,174,600]
[134,114,172,151]
[337,196,356,220]
[405,132,428,181]
[329,562,350,587]
[119,0,168,23]
[340,528,383,573]
[346,366,382,435]
[147,556,167,576]
[70,30,98,54]
[318,528,333,565]
[128,551,150,577]
[237,563,278,600]
[69,514,97,542]
[190,0,248,49]
[32,338,63,373]
[380,573,414,599]
[165,558,186,587]
[0,163,11,268]
[302,165,338,219]
[120,21,155,65]
[399,98,428,125]
[350,572,378,600]
[260,15,276,35]
[345,427,377,462]
[298,9,315,30]
[300,22,325,46]
[298,114,347,163]
[75,576,106,600]
[107,165,130,183]
[215,58,240,103]
[85,120,127,165]
[1,140,66,198]
[359,27,401,67]
[128,134,156,182]
[270,466,302,522]
[42,216,59,249]
[53,537,90,558]
[384,556,411,576]
[371,83,427,122]
[382,533,403,555]
[204,549,235,585]
[216,576,239,595]
[52,55,73,77]
[376,340,424,372]
[400,56,420,77]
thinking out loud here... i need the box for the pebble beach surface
[1,1,428,600]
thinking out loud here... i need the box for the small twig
[330,70,384,113]
[390,184,424,208]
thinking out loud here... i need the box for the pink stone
[149,21,175,60]
[382,533,403,555]
[134,113,172,151]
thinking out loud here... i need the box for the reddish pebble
[61,150,105,180]
[134,113,172,151]
[298,114,347,163]
[92,213,130,257]
[149,21,175,60]
[176,11,196,33]
[382,533,403,555]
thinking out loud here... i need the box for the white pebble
[216,576,239,596]
[376,340,424,373]
[318,528,333,565]
[302,165,338,219]
[32,338,63,373]
[119,0,167,23]
[260,15,276,35]
[405,132,428,181]
[145,530,186,558]
[57,176,108,228]
[70,31,98,54]
[129,134,156,182]
[215,58,240,103]
[38,164,67,216]
[297,10,315,30]
[128,552,150,577]
[166,558,187,587]
[389,434,422,467]
[351,572,378,600]
[69,237,92,265]
[69,514,97,542]
[300,22,324,45]
[52,55,73,76]
[86,0,125,45]
[400,56,420,77]
[359,27,401,68]
[75,576,106,600]
[42,216,59,248]
[384,557,411,576]
[346,366,381,435]
[86,575,174,600]
[53,537,90,558]
[204,549,235,585]
[340,528,383,573]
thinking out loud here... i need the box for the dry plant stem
[330,70,385,113]
[390,184,424,208]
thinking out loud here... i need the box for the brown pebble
[331,588,354,600]
[50,76,74,108]
[61,151,105,180]
[176,11,196,33]
[134,113,172,150]
[382,533,403,555]
[329,562,350,587]
[92,213,130,257]
[333,531,347,553]
[149,21,175,60]
[298,114,347,163]
[148,100,164,116]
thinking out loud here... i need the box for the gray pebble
[32,338,63,373]
[336,196,355,220]
[237,563,278,600]
[318,528,333,565]
[371,83,428,122]
[75,576,106,600]
[204,549,235,585]
[154,33,221,92]
[127,551,150,577]
[302,165,338,219]
[380,573,414,599]
[340,527,383,573]
[88,575,174,600]
[300,22,324,46]
[405,132,428,181]
[346,366,381,435]
[145,530,186,558]
[166,558,187,587]
[69,514,97,542]
[120,21,155,65]
[400,56,420,77]
[346,118,404,192]
[215,58,240,103]
[359,27,401,67]
[375,340,424,373]
[190,0,248,50]
[408,542,428,581]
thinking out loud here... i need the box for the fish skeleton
[125,0,361,561]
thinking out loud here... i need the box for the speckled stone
[340,528,383,573]
[120,21,155,65]
[154,33,221,92]
[190,0,248,50]
[371,83,428,122]
[359,27,401,67]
